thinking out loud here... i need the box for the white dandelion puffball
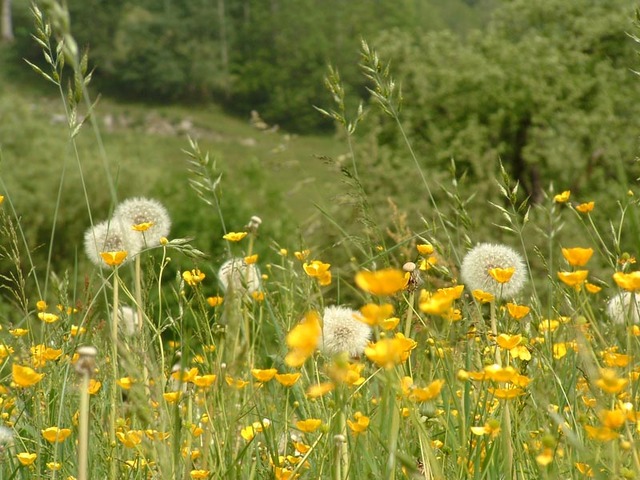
[114,197,171,246]
[320,305,372,357]
[84,220,142,268]
[118,305,139,336]
[460,243,527,298]
[607,292,640,324]
[218,258,261,294]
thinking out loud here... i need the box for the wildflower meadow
[4,2,640,480]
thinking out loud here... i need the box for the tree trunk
[1,0,14,43]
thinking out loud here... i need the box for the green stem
[78,373,90,480]
[109,270,119,480]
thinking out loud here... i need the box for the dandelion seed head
[0,426,13,446]
[607,292,640,324]
[114,197,171,246]
[321,305,372,357]
[118,306,139,336]
[218,258,261,294]
[460,243,527,298]
[84,220,141,268]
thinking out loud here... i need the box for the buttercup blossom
[606,292,640,324]
[218,258,261,294]
[320,306,372,357]
[114,197,171,246]
[84,220,142,268]
[460,243,527,298]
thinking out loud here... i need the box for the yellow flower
[116,377,134,390]
[16,452,37,466]
[294,249,310,261]
[557,270,588,288]
[603,351,631,368]
[364,333,417,369]
[87,379,102,395]
[470,419,501,438]
[223,232,248,242]
[0,195,4,205]
[506,303,530,319]
[193,374,217,388]
[552,343,568,359]
[419,286,464,317]
[224,376,249,389]
[575,463,594,476]
[241,425,256,441]
[251,368,277,382]
[488,267,515,284]
[409,379,445,402]
[554,190,571,203]
[538,319,560,333]
[355,268,408,296]
[584,425,618,442]
[483,364,518,383]
[274,373,301,387]
[244,254,259,264]
[183,269,205,286]
[163,391,182,404]
[488,386,525,399]
[417,243,434,255]
[496,334,522,350]
[595,369,628,394]
[251,291,265,302]
[190,470,210,479]
[132,222,154,232]
[575,201,595,213]
[600,409,626,429]
[37,312,60,324]
[347,412,370,434]
[9,328,28,336]
[206,296,224,307]
[12,364,45,387]
[562,247,593,267]
[295,418,322,433]
[70,325,86,336]
[380,317,400,330]
[303,260,332,286]
[510,345,531,361]
[359,303,394,326]
[285,311,321,367]
[36,300,47,311]
[472,290,495,303]
[99,251,128,266]
[116,430,143,448]
[171,367,199,383]
[47,462,62,471]
[585,282,601,294]
[613,271,640,292]
[306,382,335,398]
[31,344,63,368]
[536,448,554,467]
[42,427,72,443]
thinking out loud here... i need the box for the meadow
[3,2,640,480]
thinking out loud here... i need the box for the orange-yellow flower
[417,243,434,255]
[359,303,394,326]
[380,316,400,330]
[554,190,571,203]
[557,270,588,288]
[163,391,182,403]
[284,311,321,367]
[472,290,495,304]
[12,364,45,387]
[183,269,205,286]
[206,296,224,307]
[575,202,595,213]
[595,369,628,394]
[132,222,154,232]
[37,312,60,324]
[347,412,370,434]
[355,268,407,296]
[585,282,602,294]
[116,377,134,390]
[613,271,640,292]
[584,425,618,442]
[190,470,210,479]
[117,429,143,448]
[303,260,332,286]
[506,303,530,319]
[36,300,47,311]
[488,386,525,399]
[294,249,310,261]
[87,379,102,395]
[364,333,417,369]
[295,418,322,433]
[193,374,217,388]
[251,368,277,383]
[42,427,72,443]
[274,373,301,387]
[562,247,593,267]
[306,382,335,398]
[100,251,128,266]
[223,232,248,242]
[409,379,445,402]
[488,267,515,284]
[496,334,522,350]
[16,452,37,466]
[244,254,258,264]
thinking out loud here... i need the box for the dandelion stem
[109,270,119,480]
[77,372,90,480]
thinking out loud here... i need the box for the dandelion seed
[218,258,261,294]
[460,243,527,298]
[84,220,141,268]
[607,292,640,324]
[320,306,371,357]
[114,197,171,246]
